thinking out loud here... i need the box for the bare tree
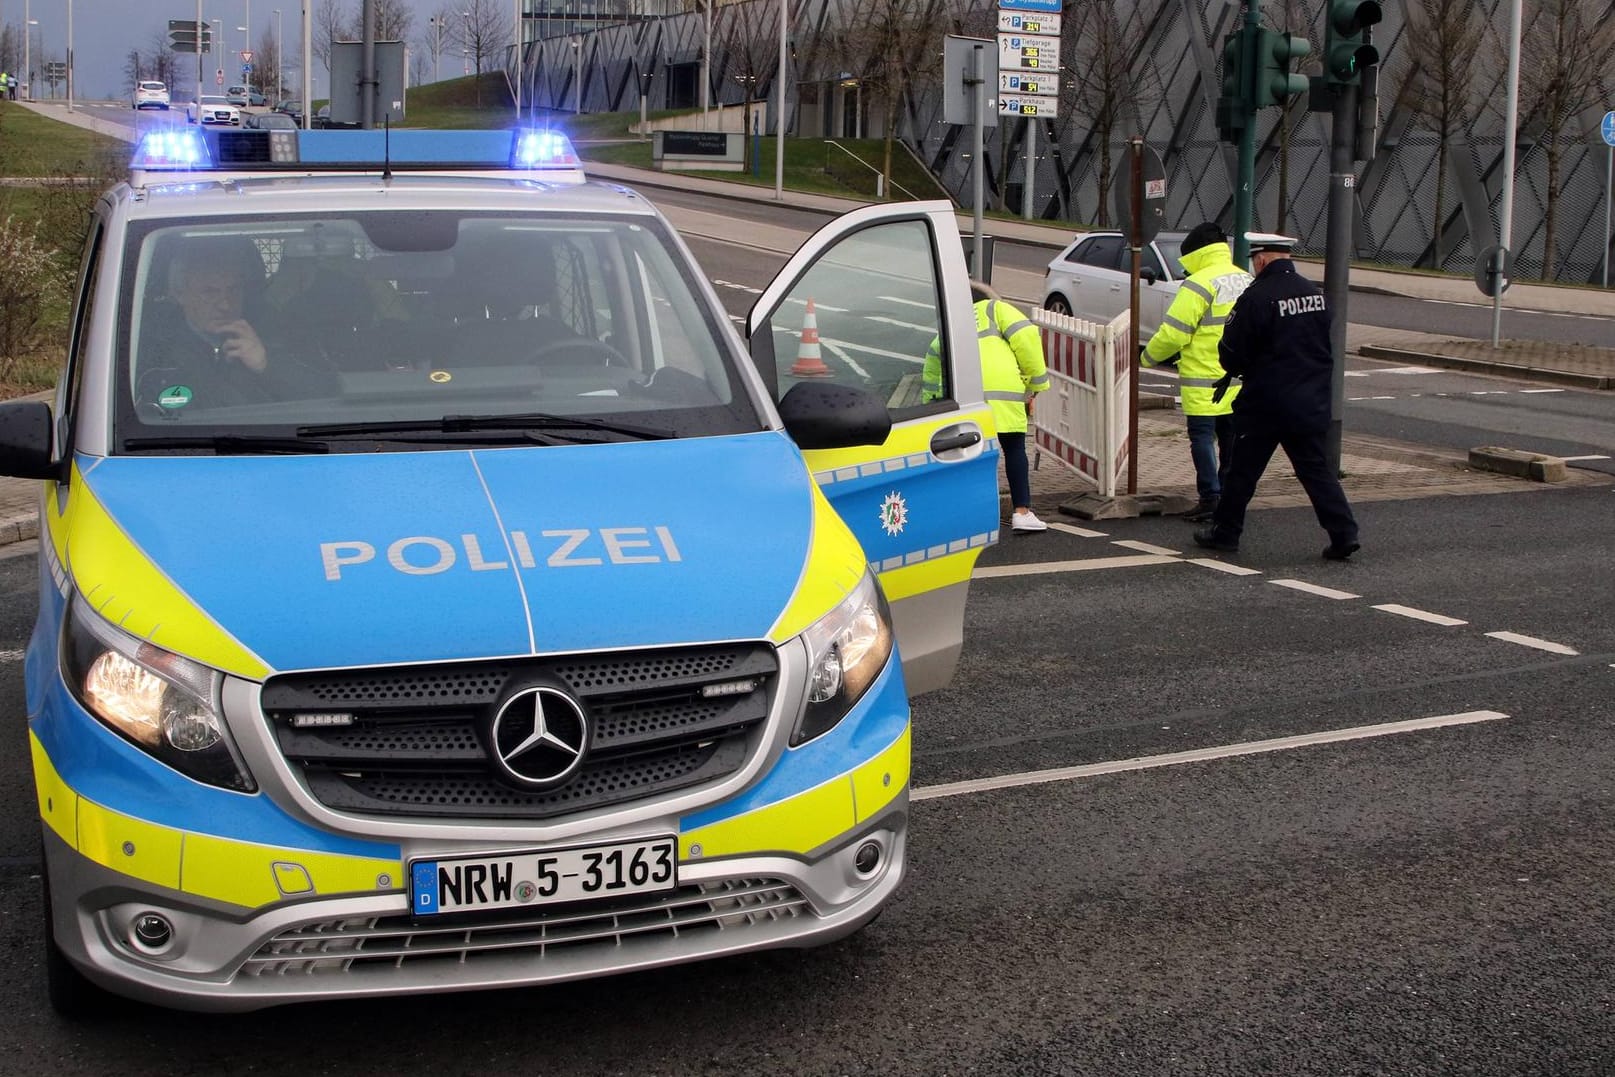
[1059,0,1157,227]
[314,1,352,81]
[1396,0,1485,269]
[830,0,945,198]
[0,24,19,76]
[124,48,145,89]
[254,26,282,102]
[1518,0,1615,279]
[450,0,513,105]
[719,0,778,173]
[349,0,416,42]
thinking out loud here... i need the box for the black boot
[1183,497,1219,523]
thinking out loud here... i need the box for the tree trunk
[883,95,897,200]
[1278,108,1290,235]
[1096,130,1112,227]
[1433,135,1447,270]
[1543,138,1560,280]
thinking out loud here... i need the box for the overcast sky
[5,0,461,101]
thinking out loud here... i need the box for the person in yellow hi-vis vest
[1142,222,1252,523]
[924,281,1051,532]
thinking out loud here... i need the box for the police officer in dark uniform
[1193,233,1360,560]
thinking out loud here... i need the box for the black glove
[1210,373,1232,404]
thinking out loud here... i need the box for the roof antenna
[382,116,393,183]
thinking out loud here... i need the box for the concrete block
[1467,446,1568,483]
[1059,491,1197,520]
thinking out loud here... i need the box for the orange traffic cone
[789,298,834,378]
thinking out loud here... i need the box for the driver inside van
[135,235,334,410]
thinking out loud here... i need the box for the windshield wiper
[122,435,331,455]
[298,412,674,441]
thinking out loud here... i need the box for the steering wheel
[531,336,631,369]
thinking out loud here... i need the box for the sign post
[997,0,1061,222]
[1601,110,1615,288]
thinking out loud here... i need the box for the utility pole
[361,0,376,128]
[274,9,282,104]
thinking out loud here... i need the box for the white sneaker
[1012,510,1048,532]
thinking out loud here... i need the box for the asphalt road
[3,485,1614,1073]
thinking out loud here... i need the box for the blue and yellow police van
[0,126,1001,1012]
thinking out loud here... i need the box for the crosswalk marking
[1270,579,1359,600]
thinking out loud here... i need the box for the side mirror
[0,401,65,481]
[778,382,892,450]
[1139,267,1159,285]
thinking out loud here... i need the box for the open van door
[747,201,999,695]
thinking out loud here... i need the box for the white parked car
[1041,230,1189,339]
[132,81,170,110]
[186,95,242,126]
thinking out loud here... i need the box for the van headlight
[61,595,256,792]
[793,571,894,746]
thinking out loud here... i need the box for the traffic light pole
[1323,79,1356,475]
[1231,0,1262,269]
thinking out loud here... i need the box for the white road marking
[1049,522,1108,538]
[1113,539,1181,556]
[1519,388,1566,394]
[0,649,23,663]
[1484,631,1579,656]
[782,296,848,313]
[1377,365,1440,375]
[1270,579,1360,600]
[711,278,762,295]
[1345,371,1370,378]
[1188,557,1262,575]
[912,710,1510,801]
[879,295,934,309]
[1348,395,1397,401]
[973,553,1179,579]
[819,340,870,379]
[1561,455,1611,462]
[869,316,939,334]
[1373,604,1467,627]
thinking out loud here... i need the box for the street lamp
[213,19,224,88]
[571,37,581,114]
[274,9,282,105]
[23,1,37,101]
[428,16,442,83]
[65,0,73,111]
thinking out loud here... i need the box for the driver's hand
[216,320,268,372]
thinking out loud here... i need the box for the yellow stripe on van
[876,548,987,602]
[851,724,910,821]
[803,406,994,473]
[32,732,401,910]
[31,733,79,846]
[680,724,910,860]
[768,482,867,644]
[65,474,269,680]
[181,834,401,909]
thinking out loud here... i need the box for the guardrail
[822,140,922,201]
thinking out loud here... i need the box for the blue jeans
[1000,431,1031,509]
[1186,414,1233,500]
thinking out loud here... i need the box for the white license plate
[410,837,677,916]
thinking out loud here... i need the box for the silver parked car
[1041,230,1188,339]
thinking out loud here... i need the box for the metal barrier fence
[1030,308,1132,498]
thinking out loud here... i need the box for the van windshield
[115,213,765,450]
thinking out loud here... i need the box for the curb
[1467,446,1569,483]
[1359,345,1613,390]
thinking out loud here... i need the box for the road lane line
[1049,522,1108,538]
[1373,604,1467,626]
[1112,539,1181,556]
[0,649,23,663]
[1270,579,1360,600]
[973,554,1179,579]
[1485,631,1579,655]
[1187,558,1262,575]
[1560,455,1610,462]
[1518,388,1565,394]
[913,711,1510,800]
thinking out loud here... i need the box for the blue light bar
[513,129,580,169]
[131,129,212,171]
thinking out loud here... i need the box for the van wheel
[1044,294,1073,317]
[40,865,114,1019]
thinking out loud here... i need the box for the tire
[1044,294,1073,317]
[40,860,116,1019]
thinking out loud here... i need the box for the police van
[0,126,1002,1013]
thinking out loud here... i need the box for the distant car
[244,112,298,130]
[1042,230,1189,339]
[312,104,331,129]
[132,81,170,110]
[226,85,249,106]
[273,99,303,122]
[186,95,242,126]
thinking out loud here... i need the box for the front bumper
[43,804,905,1012]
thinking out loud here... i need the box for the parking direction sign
[998,34,1060,70]
[997,10,1061,35]
[999,96,1059,118]
[999,72,1058,96]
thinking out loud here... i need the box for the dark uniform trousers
[1213,414,1357,542]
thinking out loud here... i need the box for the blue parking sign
[1602,111,1615,147]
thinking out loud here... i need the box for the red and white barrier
[1030,309,1132,498]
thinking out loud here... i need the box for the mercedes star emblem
[489,686,590,789]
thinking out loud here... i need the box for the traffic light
[1254,29,1310,107]
[1215,30,1251,142]
[1323,0,1381,85]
